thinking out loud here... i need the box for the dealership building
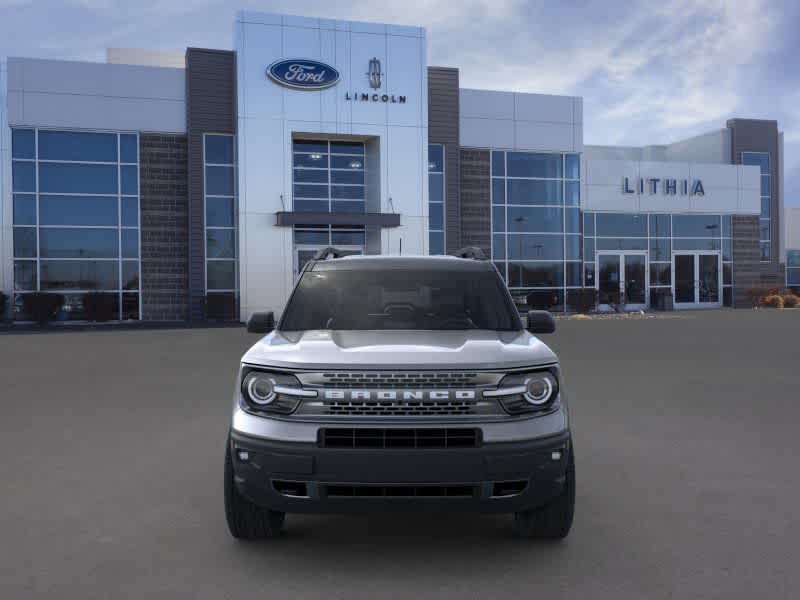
[0,10,794,322]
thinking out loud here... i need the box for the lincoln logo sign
[266,59,340,90]
[623,176,705,196]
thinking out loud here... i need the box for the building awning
[275,211,401,227]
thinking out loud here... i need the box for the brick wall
[459,149,491,257]
[139,134,189,321]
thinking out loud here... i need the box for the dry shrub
[762,295,784,309]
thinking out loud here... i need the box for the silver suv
[224,249,574,539]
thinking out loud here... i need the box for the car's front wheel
[224,434,285,539]
[514,446,575,539]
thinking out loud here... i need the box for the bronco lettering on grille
[322,390,477,401]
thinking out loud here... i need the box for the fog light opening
[551,451,561,461]
[237,450,250,462]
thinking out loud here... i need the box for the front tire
[224,434,285,539]
[514,447,575,539]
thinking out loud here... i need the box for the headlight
[484,369,559,414]
[240,369,317,414]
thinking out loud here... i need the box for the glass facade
[742,152,770,261]
[11,128,141,320]
[583,212,734,307]
[788,250,800,288]
[204,134,238,299]
[491,150,580,310]
[292,140,365,212]
[428,144,445,255]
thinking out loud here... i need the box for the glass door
[672,252,721,309]
[596,252,648,310]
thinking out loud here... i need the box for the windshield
[280,268,521,331]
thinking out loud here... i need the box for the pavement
[1,309,799,599]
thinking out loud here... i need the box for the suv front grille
[324,399,476,417]
[325,484,476,498]
[319,427,480,448]
[314,372,482,389]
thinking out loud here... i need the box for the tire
[224,434,285,539]
[514,447,575,539]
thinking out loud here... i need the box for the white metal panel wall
[6,58,185,132]
[582,157,760,215]
[1,59,11,297]
[235,11,429,320]
[459,88,582,152]
[784,206,800,250]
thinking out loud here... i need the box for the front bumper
[229,428,572,514]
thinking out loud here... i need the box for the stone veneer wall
[459,149,491,257]
[139,133,189,321]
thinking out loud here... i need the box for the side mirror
[526,310,555,334]
[247,311,275,334]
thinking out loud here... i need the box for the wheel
[224,434,285,539]
[514,447,575,539]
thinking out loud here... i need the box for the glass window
[206,166,235,196]
[565,181,580,206]
[12,129,35,159]
[565,154,580,180]
[38,130,117,162]
[741,152,769,174]
[39,163,118,194]
[293,140,328,154]
[507,262,564,287]
[429,203,444,231]
[722,238,732,262]
[294,184,329,199]
[293,168,328,184]
[206,197,235,227]
[787,251,800,268]
[428,173,444,203]
[760,242,770,261]
[39,228,118,258]
[12,161,36,192]
[507,152,562,178]
[507,234,564,260]
[13,194,36,225]
[673,214,720,237]
[207,229,236,258]
[649,214,671,237]
[294,153,329,168]
[761,197,770,219]
[121,229,139,258]
[721,215,732,237]
[492,179,505,205]
[122,261,139,290]
[332,201,365,213]
[13,228,37,258]
[507,206,563,233]
[492,206,505,232]
[40,260,119,290]
[331,155,363,170]
[428,145,444,172]
[649,238,671,261]
[595,213,647,237]
[14,261,37,291]
[566,262,581,287]
[39,195,118,226]
[493,235,506,260]
[331,170,364,185]
[565,235,581,260]
[760,175,770,197]
[294,229,329,245]
[122,293,140,320]
[583,213,594,237]
[596,238,647,251]
[650,264,671,286]
[759,219,770,241]
[491,151,505,177]
[121,198,139,227]
[205,135,234,164]
[507,180,562,205]
[723,287,732,307]
[121,165,138,195]
[565,208,580,233]
[295,200,328,212]
[673,238,721,251]
[429,232,444,256]
[583,238,594,262]
[120,135,138,163]
[207,260,236,290]
[330,141,364,155]
[584,262,595,287]
[331,230,366,246]
[723,263,732,285]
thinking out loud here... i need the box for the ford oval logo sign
[267,59,340,90]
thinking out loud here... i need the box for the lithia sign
[623,177,705,196]
[267,57,407,103]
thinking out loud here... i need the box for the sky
[1,0,798,205]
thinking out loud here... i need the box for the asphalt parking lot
[1,309,799,599]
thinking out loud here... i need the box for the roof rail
[312,247,349,260]
[451,246,487,260]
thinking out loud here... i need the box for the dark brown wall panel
[459,148,491,257]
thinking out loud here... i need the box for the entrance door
[596,252,648,311]
[295,246,363,277]
[672,252,721,309]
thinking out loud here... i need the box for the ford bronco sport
[225,248,574,539]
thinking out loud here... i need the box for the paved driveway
[1,309,798,599]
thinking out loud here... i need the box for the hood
[241,330,558,370]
